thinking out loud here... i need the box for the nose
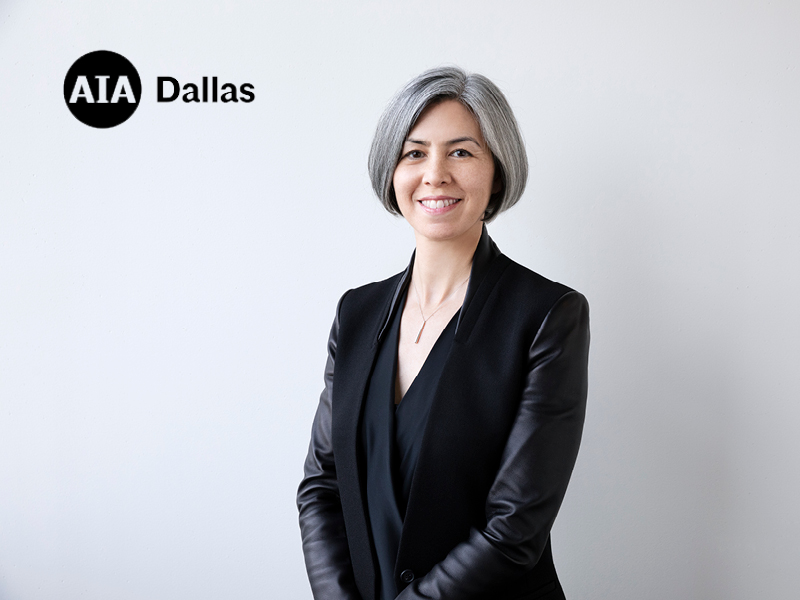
[423,153,451,187]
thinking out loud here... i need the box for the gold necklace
[411,275,470,344]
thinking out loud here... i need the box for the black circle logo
[64,50,141,128]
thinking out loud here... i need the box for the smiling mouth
[419,198,461,209]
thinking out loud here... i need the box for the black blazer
[298,227,590,600]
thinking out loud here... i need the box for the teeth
[421,198,459,208]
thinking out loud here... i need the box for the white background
[1,1,798,598]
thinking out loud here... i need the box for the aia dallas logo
[64,50,141,128]
[64,49,256,129]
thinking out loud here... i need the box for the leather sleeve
[297,291,363,600]
[397,290,590,599]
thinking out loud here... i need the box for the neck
[411,223,483,305]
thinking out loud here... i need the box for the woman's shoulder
[493,256,590,335]
[334,269,406,318]
[501,256,586,304]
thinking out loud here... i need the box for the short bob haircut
[368,66,528,223]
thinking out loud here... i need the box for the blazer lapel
[455,224,507,342]
[331,270,405,600]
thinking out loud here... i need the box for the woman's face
[393,99,500,244]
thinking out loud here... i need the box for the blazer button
[400,569,414,583]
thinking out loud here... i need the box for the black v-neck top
[360,287,460,600]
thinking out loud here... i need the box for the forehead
[406,99,484,142]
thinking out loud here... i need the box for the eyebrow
[405,136,483,147]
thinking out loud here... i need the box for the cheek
[392,168,415,201]
[463,165,496,196]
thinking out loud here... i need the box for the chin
[414,221,482,243]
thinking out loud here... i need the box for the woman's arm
[397,290,590,599]
[297,292,363,600]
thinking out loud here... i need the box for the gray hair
[368,66,528,223]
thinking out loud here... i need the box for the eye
[402,149,424,160]
[451,148,473,158]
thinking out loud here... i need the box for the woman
[297,66,589,600]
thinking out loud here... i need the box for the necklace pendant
[415,321,426,344]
